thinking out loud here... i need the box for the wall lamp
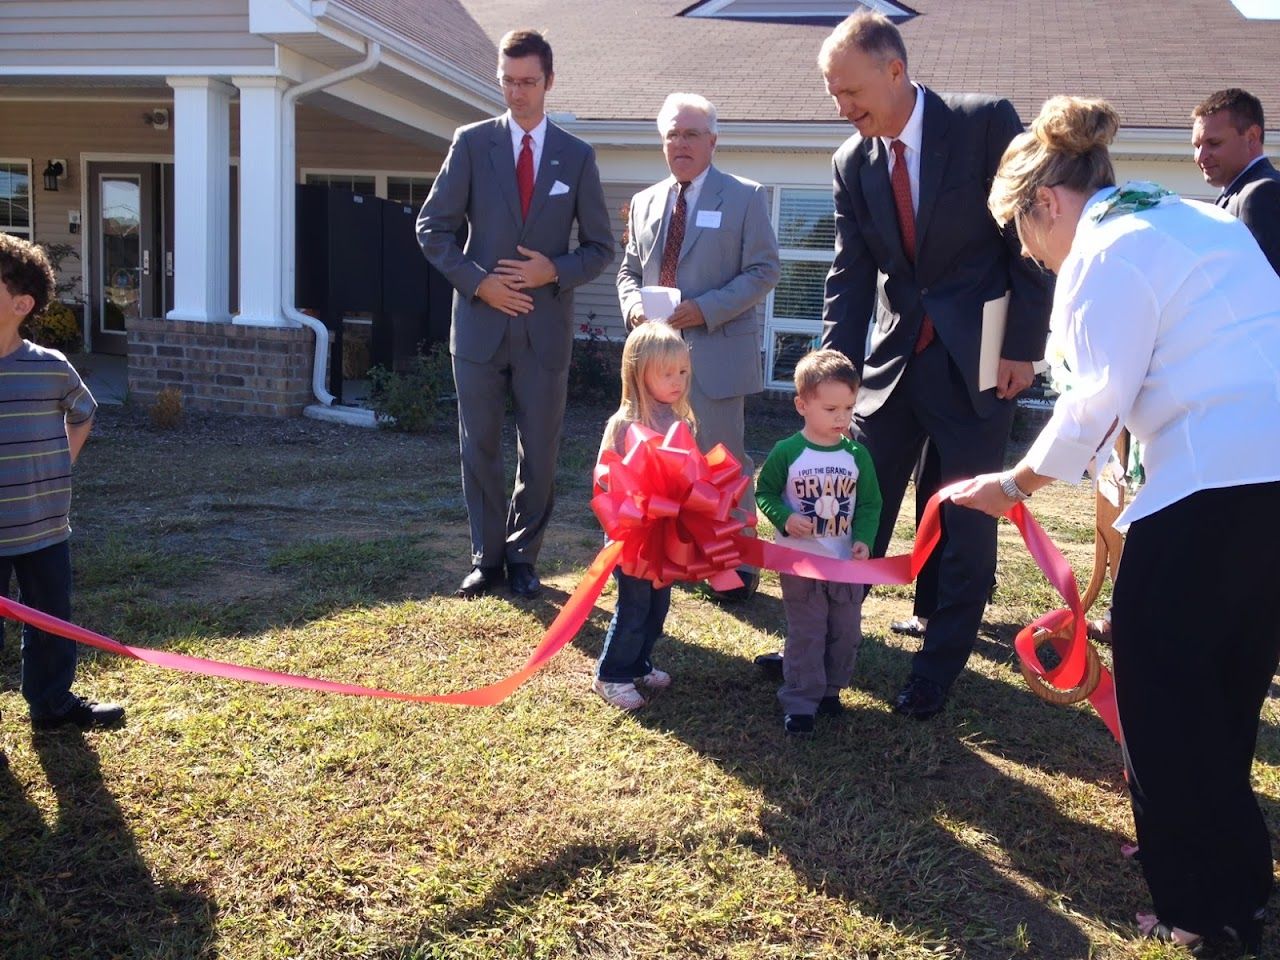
[42,159,66,192]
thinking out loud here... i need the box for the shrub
[24,299,82,354]
[367,343,453,433]
[567,320,621,406]
[150,386,183,430]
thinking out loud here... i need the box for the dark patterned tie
[517,133,534,220]
[659,181,690,288]
[891,139,934,354]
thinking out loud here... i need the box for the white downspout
[281,41,382,406]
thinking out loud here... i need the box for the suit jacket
[1219,156,1280,276]
[617,165,781,399]
[416,115,614,371]
[822,87,1052,418]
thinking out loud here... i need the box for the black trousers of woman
[1111,481,1280,950]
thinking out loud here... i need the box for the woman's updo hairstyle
[989,96,1120,228]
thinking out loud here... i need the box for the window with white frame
[0,160,32,238]
[765,187,835,388]
[303,170,434,206]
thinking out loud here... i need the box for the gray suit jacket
[617,165,781,399]
[1219,156,1280,277]
[417,115,614,371]
[822,88,1052,418]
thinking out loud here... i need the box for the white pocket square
[549,180,570,196]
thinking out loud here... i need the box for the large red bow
[591,422,751,590]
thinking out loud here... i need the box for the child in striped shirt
[0,234,124,752]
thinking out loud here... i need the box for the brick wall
[127,317,317,418]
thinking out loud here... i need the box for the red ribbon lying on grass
[0,422,1118,738]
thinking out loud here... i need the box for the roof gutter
[280,39,382,408]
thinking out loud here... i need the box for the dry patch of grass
[0,403,1271,959]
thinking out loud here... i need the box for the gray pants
[452,314,569,569]
[779,573,862,715]
[689,377,756,541]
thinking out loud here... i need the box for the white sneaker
[635,668,672,690]
[592,679,647,711]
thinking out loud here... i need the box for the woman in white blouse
[953,95,1280,954]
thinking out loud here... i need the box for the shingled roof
[333,0,1280,130]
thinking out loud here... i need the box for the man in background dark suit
[1193,88,1280,275]
[818,11,1052,718]
[417,29,613,599]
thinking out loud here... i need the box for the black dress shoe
[754,651,784,682]
[507,562,542,598]
[31,696,126,731]
[712,568,760,603]
[892,675,947,719]
[457,565,503,599]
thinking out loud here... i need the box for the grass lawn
[1,399,1276,959]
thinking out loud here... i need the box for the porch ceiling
[305,89,454,151]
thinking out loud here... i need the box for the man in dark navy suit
[818,11,1052,717]
[1193,88,1280,276]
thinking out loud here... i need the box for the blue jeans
[597,569,670,683]
[1,540,78,719]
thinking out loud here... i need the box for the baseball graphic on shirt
[813,493,841,520]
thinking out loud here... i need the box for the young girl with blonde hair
[593,323,695,710]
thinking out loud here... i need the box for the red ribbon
[0,422,1118,740]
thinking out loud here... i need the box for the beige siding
[0,98,443,301]
[0,100,179,301]
[575,181,645,340]
[0,0,274,69]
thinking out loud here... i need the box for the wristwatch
[999,471,1031,502]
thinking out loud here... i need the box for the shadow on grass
[482,603,1132,959]
[0,731,215,959]
[640,636,1134,958]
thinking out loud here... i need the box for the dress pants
[452,313,570,569]
[1111,481,1280,945]
[689,376,756,540]
[855,340,1013,689]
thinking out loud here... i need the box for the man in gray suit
[417,29,614,599]
[617,93,781,599]
[819,12,1052,717]
[1193,88,1280,275]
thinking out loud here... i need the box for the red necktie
[517,133,534,220]
[659,181,690,288]
[891,139,934,353]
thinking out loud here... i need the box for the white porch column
[166,77,233,323]
[232,76,292,327]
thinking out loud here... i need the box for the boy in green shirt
[756,350,881,734]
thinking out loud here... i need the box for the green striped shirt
[0,341,96,556]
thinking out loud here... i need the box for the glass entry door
[88,163,157,355]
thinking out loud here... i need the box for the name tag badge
[695,210,722,229]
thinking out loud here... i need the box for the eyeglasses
[663,128,711,144]
[499,76,544,91]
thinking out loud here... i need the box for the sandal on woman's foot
[1137,913,1204,952]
